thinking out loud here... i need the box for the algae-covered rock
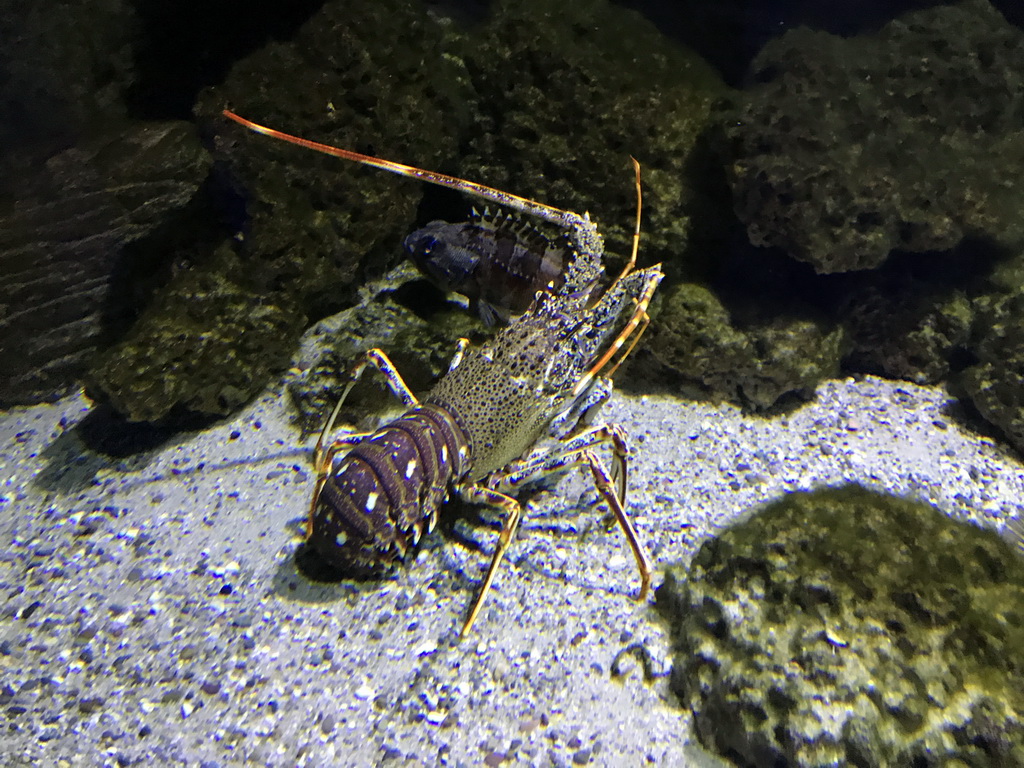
[727,0,1024,273]
[196,0,470,317]
[89,244,305,421]
[638,282,845,410]
[960,287,1024,455]
[843,278,975,385]
[88,0,470,421]
[454,0,729,272]
[658,485,1024,768]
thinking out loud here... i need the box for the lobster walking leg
[497,423,630,504]
[491,424,650,594]
[446,338,471,373]
[457,423,650,636]
[454,484,525,637]
[577,449,652,602]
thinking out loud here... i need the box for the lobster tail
[308,404,470,573]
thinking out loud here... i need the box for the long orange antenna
[222,110,578,228]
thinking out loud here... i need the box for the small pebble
[78,697,104,714]
[519,716,543,734]
[425,711,447,726]
[572,748,593,765]
[320,714,335,735]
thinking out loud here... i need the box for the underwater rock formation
[639,282,845,411]
[658,485,1024,768]
[0,121,210,407]
[841,258,976,385]
[284,265,485,435]
[87,244,306,422]
[88,0,466,422]
[90,0,728,422]
[726,0,1024,273]
[0,0,218,407]
[960,286,1024,455]
[452,0,728,271]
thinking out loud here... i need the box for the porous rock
[960,286,1024,455]
[638,282,845,411]
[453,0,729,272]
[727,0,1024,273]
[91,0,469,421]
[841,269,974,385]
[89,244,306,422]
[285,265,485,435]
[658,485,1024,768]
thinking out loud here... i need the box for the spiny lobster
[222,109,663,636]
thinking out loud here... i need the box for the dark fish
[404,208,573,325]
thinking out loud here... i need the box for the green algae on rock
[843,278,974,386]
[90,0,470,422]
[960,287,1024,457]
[638,282,845,411]
[727,0,1024,274]
[657,485,1024,768]
[453,0,729,273]
[88,244,306,422]
[285,265,485,435]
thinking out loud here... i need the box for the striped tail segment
[308,403,470,574]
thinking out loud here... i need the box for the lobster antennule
[221,109,580,229]
[615,157,643,285]
[574,157,658,392]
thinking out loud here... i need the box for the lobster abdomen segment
[308,404,470,573]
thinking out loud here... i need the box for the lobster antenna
[222,109,581,230]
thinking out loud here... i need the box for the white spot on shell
[365,491,379,512]
[335,531,348,547]
[441,444,448,463]
[405,459,417,479]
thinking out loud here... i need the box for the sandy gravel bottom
[1,375,1022,766]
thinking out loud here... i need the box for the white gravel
[1,374,1022,766]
